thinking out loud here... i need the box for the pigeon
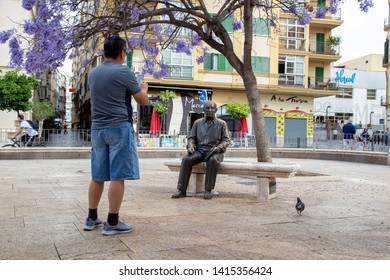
[295,197,305,215]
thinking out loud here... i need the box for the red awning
[237,117,248,138]
[150,110,161,137]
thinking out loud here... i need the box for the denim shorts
[91,122,140,181]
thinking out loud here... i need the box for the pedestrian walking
[342,118,356,150]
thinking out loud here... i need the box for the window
[252,56,270,74]
[367,89,376,100]
[336,88,353,99]
[253,18,270,36]
[161,49,193,79]
[162,2,191,37]
[203,53,233,72]
[278,55,304,85]
[279,19,305,50]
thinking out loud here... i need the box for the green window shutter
[217,54,226,70]
[318,0,326,8]
[126,52,133,69]
[203,53,213,70]
[261,57,270,73]
[252,56,270,74]
[222,15,234,32]
[226,60,233,72]
[252,56,261,73]
[253,18,270,36]
[316,33,325,53]
[217,54,232,71]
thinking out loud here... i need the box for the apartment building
[314,58,386,131]
[72,1,342,148]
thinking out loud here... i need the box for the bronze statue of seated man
[171,100,230,200]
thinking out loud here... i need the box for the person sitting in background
[12,114,38,146]
[360,128,370,151]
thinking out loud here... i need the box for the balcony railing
[279,38,306,51]
[310,42,340,56]
[278,74,304,86]
[308,76,339,90]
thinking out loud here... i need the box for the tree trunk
[38,120,44,140]
[242,73,272,163]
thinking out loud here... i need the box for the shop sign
[270,94,308,103]
[335,69,356,85]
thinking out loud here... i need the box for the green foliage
[154,90,176,116]
[32,100,55,121]
[0,70,40,113]
[326,35,342,46]
[226,102,250,120]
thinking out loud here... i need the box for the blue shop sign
[335,69,356,85]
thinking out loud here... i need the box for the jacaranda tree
[0,0,374,162]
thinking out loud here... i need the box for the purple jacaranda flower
[81,59,91,68]
[196,56,204,64]
[0,30,13,44]
[191,32,202,46]
[357,0,374,12]
[153,62,169,79]
[232,21,242,31]
[23,21,39,35]
[9,38,23,68]
[315,6,327,18]
[175,40,191,55]
[22,0,37,11]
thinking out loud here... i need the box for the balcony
[309,42,341,62]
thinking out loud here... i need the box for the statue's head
[203,100,217,120]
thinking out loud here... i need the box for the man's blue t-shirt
[88,62,141,129]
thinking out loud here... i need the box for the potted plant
[326,35,342,55]
[226,102,250,146]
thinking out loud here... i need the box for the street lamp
[325,106,331,140]
[369,111,374,128]
[325,106,331,123]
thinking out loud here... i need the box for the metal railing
[1,128,389,153]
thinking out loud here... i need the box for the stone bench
[164,159,301,200]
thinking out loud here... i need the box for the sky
[58,1,388,75]
[333,0,388,64]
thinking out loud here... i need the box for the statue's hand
[187,145,195,154]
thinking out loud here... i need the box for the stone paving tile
[0,243,59,260]
[56,239,132,260]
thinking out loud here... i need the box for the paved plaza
[0,156,389,260]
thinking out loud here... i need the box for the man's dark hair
[104,35,127,59]
[18,114,24,120]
